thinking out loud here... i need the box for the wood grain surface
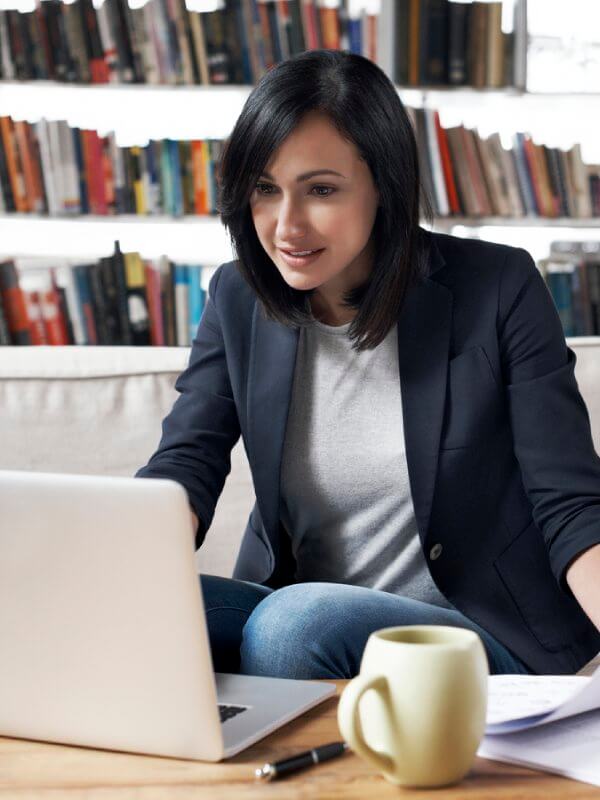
[1,680,598,799]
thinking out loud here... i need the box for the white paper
[485,674,592,732]
[478,709,600,788]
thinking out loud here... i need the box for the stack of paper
[477,668,600,786]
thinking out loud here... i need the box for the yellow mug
[337,625,488,787]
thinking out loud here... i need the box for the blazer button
[430,543,443,561]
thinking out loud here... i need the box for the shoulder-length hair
[217,48,433,351]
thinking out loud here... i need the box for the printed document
[477,669,600,786]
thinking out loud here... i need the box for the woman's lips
[278,248,325,267]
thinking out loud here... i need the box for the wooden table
[1,681,598,799]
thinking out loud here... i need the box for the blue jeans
[200,575,533,677]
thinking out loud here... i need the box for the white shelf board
[431,218,600,263]
[0,82,252,143]
[0,214,235,263]
[432,217,600,229]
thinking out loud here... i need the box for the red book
[0,261,31,344]
[80,131,96,213]
[81,130,108,215]
[318,7,340,49]
[14,121,44,213]
[434,112,461,215]
[91,132,108,214]
[102,137,116,212]
[522,135,544,217]
[144,260,165,346]
[300,0,320,49]
[39,280,69,345]
[24,290,47,345]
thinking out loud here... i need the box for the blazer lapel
[247,305,299,559]
[397,274,452,543]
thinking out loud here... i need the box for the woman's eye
[254,183,335,197]
[312,185,335,197]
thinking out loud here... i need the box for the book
[0,260,32,345]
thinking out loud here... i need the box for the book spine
[124,251,151,345]
[546,268,575,337]
[54,263,88,345]
[188,264,205,343]
[40,274,70,344]
[174,263,189,346]
[73,263,99,344]
[160,255,176,346]
[0,260,32,345]
[24,289,47,344]
[111,241,133,345]
[0,288,12,345]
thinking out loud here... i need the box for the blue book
[188,265,206,343]
[72,264,94,345]
[168,139,184,217]
[144,140,160,214]
[546,268,575,337]
[159,140,173,216]
[513,133,538,216]
[347,18,362,55]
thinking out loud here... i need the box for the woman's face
[249,111,380,308]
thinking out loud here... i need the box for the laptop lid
[0,469,224,761]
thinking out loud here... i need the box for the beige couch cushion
[0,346,253,578]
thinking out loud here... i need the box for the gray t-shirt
[280,315,453,609]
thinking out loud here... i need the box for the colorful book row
[0,116,222,216]
[0,0,373,86]
[0,241,210,346]
[2,110,599,221]
[411,108,600,220]
[0,0,520,89]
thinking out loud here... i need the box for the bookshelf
[1,0,599,344]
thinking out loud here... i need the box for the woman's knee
[239,582,360,679]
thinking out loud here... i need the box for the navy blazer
[136,229,600,675]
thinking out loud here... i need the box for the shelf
[7,79,600,97]
[0,214,234,263]
[0,81,253,142]
[432,217,600,229]
[2,214,600,266]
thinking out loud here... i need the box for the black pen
[254,740,350,781]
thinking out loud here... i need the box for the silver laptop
[0,469,335,761]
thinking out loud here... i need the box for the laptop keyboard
[218,703,247,723]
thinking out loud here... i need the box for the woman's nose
[275,197,307,240]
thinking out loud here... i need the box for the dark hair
[217,49,433,351]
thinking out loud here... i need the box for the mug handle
[337,674,395,775]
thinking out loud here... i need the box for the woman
[136,49,600,678]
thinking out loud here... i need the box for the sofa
[1,339,600,674]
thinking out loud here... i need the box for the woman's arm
[566,543,600,632]
[190,509,199,545]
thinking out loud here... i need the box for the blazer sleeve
[135,264,241,549]
[499,247,600,596]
